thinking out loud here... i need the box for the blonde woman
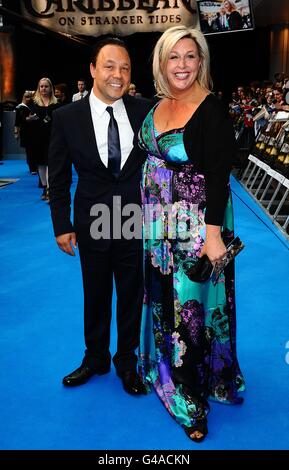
[222,0,243,30]
[27,78,59,200]
[138,26,245,442]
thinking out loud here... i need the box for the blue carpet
[0,160,288,450]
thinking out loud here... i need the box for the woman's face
[128,84,136,96]
[274,90,283,103]
[39,80,51,97]
[223,1,231,13]
[165,37,201,95]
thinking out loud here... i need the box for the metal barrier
[241,154,289,240]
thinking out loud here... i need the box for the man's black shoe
[119,370,147,395]
[62,365,110,387]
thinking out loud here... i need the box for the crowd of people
[225,76,289,167]
[228,76,289,132]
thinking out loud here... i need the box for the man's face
[90,45,131,104]
[78,81,86,93]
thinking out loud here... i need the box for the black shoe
[62,364,110,387]
[184,418,208,443]
[119,370,147,395]
[41,187,47,200]
[45,189,50,204]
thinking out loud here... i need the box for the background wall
[269,25,289,81]
[10,24,270,101]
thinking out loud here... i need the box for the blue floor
[0,160,288,450]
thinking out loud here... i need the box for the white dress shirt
[89,91,134,170]
[72,90,89,101]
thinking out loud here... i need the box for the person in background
[128,83,137,96]
[72,79,88,101]
[54,83,70,106]
[217,91,223,100]
[27,78,59,201]
[14,90,37,174]
[48,37,152,395]
[138,25,245,443]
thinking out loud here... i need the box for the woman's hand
[200,225,226,264]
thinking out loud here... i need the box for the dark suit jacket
[48,94,152,250]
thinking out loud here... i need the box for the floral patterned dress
[138,105,245,428]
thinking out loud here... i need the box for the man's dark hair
[55,83,68,94]
[90,37,129,66]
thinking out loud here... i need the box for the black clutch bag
[187,237,245,284]
[187,255,213,283]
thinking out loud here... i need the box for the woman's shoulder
[194,94,231,131]
[184,94,225,131]
[201,93,227,116]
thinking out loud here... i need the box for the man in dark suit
[48,37,151,395]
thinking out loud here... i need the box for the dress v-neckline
[152,94,210,136]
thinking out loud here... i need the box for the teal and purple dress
[138,98,245,429]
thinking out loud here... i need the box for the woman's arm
[203,102,235,226]
[183,97,235,261]
[202,100,235,262]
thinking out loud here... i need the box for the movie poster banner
[21,0,199,37]
[197,0,254,35]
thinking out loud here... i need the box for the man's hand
[56,232,77,256]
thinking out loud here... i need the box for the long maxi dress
[138,97,245,428]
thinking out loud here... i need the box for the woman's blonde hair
[33,77,58,106]
[152,25,213,99]
[222,0,237,12]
